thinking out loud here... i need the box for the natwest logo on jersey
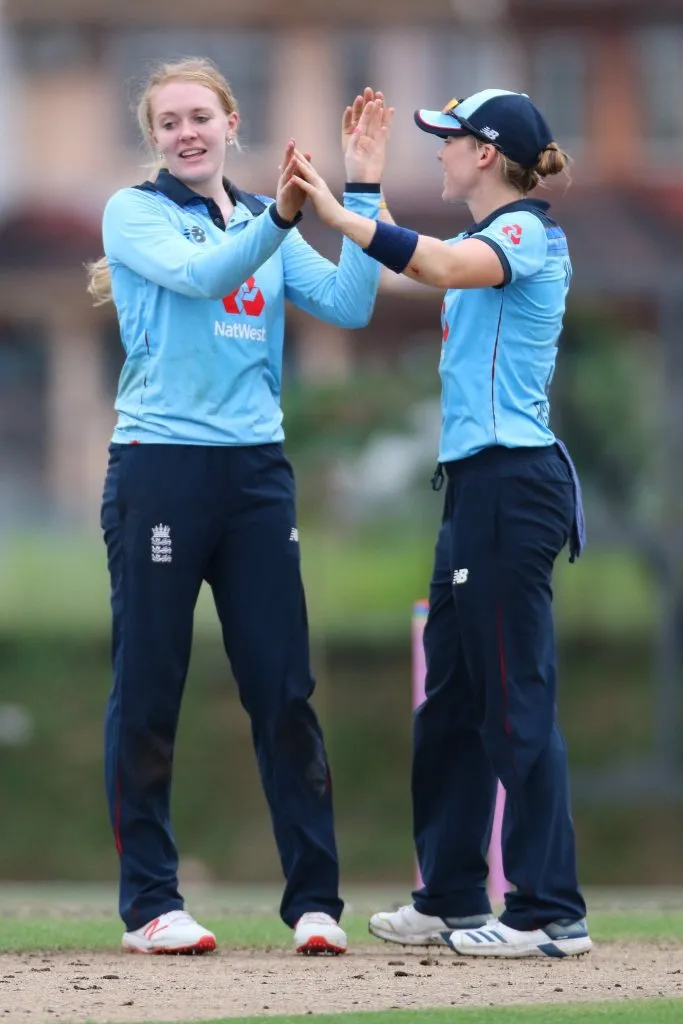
[215,277,267,341]
[222,277,265,316]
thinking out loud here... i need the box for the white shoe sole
[295,935,346,956]
[446,934,593,958]
[122,934,217,955]
[368,922,451,946]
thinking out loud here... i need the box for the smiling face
[437,135,484,204]
[149,80,239,189]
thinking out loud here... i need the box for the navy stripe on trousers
[411,444,587,930]
[100,442,342,930]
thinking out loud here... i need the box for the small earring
[227,137,235,147]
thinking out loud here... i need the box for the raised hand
[344,90,394,184]
[276,139,310,222]
[341,87,374,154]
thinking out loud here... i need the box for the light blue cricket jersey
[102,170,381,445]
[438,198,571,463]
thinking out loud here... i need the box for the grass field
[149,1007,683,1023]
[0,531,656,641]
[1,886,682,1023]
[3,904,683,953]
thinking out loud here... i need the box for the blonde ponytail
[86,256,113,306]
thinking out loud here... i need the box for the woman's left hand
[344,93,394,184]
[341,88,375,154]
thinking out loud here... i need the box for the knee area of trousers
[122,729,174,789]
[273,700,329,798]
[483,706,553,757]
[487,743,550,791]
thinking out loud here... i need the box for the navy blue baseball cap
[414,88,553,170]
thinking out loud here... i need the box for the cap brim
[414,109,469,138]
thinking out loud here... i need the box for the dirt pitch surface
[2,942,683,1022]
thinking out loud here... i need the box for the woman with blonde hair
[89,56,392,956]
[291,88,591,959]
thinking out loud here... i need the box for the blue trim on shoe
[537,941,567,958]
[545,918,589,940]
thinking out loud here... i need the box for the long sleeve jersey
[102,170,382,444]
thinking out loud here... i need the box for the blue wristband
[363,220,419,274]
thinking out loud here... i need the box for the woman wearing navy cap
[291,88,591,959]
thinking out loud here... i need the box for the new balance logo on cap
[414,88,554,170]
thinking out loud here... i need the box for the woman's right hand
[276,139,308,223]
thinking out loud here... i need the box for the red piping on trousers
[114,777,122,856]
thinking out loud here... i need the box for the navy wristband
[363,220,419,274]
[269,204,303,229]
[344,182,382,193]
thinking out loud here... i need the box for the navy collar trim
[135,168,266,216]
[466,198,551,236]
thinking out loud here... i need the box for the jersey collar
[138,169,266,220]
[465,198,551,236]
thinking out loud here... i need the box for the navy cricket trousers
[100,442,342,931]
[412,444,587,931]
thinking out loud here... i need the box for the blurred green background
[1,1,683,897]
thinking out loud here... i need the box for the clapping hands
[276,139,312,223]
[275,87,393,224]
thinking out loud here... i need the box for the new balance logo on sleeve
[452,569,469,585]
[182,225,207,243]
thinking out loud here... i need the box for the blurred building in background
[1,0,682,524]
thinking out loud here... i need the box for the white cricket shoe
[446,917,592,958]
[369,903,488,946]
[294,912,347,955]
[122,910,217,955]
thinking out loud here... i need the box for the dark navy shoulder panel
[230,186,270,217]
[466,199,560,235]
[132,172,270,219]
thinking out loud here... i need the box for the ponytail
[85,256,112,306]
